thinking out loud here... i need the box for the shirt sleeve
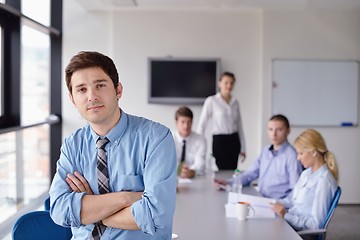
[131,125,177,236]
[49,140,86,228]
[284,177,335,231]
[189,134,207,175]
[197,97,212,135]
[276,193,293,208]
[241,152,262,186]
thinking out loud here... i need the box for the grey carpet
[326,204,360,240]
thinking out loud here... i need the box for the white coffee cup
[236,201,255,221]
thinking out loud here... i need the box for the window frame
[0,0,62,237]
[0,0,62,177]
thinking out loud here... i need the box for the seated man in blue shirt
[215,114,303,199]
[49,51,177,239]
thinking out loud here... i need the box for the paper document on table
[225,192,276,218]
[228,192,276,205]
[178,177,192,184]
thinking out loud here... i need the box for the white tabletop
[172,171,302,240]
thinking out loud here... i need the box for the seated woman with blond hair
[272,129,338,231]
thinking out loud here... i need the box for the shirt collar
[268,140,290,154]
[90,108,127,146]
[215,92,235,105]
[309,163,328,179]
[174,130,190,143]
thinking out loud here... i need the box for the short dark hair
[175,106,193,120]
[65,51,119,94]
[219,71,236,82]
[269,114,290,128]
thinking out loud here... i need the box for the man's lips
[87,105,103,110]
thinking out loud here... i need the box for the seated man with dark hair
[215,114,303,199]
[172,106,207,178]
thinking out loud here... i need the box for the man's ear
[287,127,291,136]
[116,83,123,100]
[313,151,317,157]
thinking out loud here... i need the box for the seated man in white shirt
[172,106,207,178]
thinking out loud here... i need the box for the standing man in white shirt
[197,71,246,170]
[172,106,207,178]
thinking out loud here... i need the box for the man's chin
[86,115,103,124]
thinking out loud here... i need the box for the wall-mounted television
[148,57,220,105]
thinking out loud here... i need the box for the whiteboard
[272,59,359,126]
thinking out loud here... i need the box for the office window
[22,125,50,203]
[0,131,15,225]
[0,0,62,238]
[0,27,2,117]
[21,0,50,26]
[0,125,49,226]
[21,25,50,125]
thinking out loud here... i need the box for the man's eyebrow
[93,79,107,83]
[73,79,108,88]
[74,83,85,88]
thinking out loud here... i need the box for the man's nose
[87,89,98,102]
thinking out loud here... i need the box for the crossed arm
[66,171,142,229]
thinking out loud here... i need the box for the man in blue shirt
[215,114,303,199]
[49,51,177,239]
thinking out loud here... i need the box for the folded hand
[66,171,94,195]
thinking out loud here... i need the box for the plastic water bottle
[207,154,218,180]
[232,169,242,193]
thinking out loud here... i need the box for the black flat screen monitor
[148,58,220,104]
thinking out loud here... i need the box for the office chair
[44,196,50,210]
[297,186,342,240]
[12,210,72,240]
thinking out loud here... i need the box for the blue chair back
[44,196,50,210]
[322,186,342,229]
[12,210,72,240]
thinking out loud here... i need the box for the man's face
[176,116,192,138]
[69,67,122,126]
[267,120,290,148]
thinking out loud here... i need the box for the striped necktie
[180,140,186,162]
[177,140,186,176]
[92,138,110,240]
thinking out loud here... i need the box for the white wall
[262,9,360,203]
[111,10,262,169]
[62,0,113,134]
[63,1,360,203]
[63,0,263,170]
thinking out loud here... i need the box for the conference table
[172,171,302,240]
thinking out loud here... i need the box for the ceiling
[75,0,360,11]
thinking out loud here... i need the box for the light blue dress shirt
[49,110,177,239]
[278,164,338,231]
[241,141,303,199]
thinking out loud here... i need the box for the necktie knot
[97,138,109,150]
